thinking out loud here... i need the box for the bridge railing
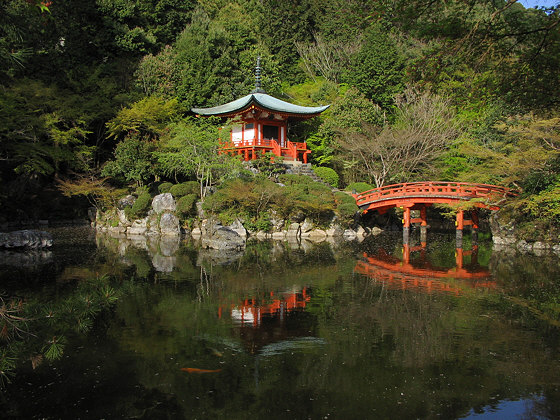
[355,181,516,206]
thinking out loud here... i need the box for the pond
[1,227,560,419]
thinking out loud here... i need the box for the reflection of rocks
[197,248,245,266]
[152,253,176,272]
[0,230,53,248]
[96,232,182,273]
[0,250,53,266]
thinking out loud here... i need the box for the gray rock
[201,218,245,250]
[356,225,368,237]
[0,230,53,248]
[343,229,358,240]
[272,231,286,239]
[152,193,176,214]
[118,195,136,210]
[326,224,344,237]
[300,218,313,233]
[127,226,147,235]
[371,227,383,235]
[228,219,247,239]
[287,223,300,237]
[159,212,180,236]
[308,229,327,240]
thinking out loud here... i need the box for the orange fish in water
[181,367,222,374]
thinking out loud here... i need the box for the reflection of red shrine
[219,289,313,353]
[219,289,311,327]
[192,59,329,163]
[354,245,496,295]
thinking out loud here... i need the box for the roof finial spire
[252,56,265,94]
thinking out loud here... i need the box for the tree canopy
[0,0,559,227]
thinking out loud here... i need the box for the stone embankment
[490,212,560,254]
[95,193,379,250]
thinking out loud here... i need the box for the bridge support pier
[456,209,480,246]
[456,210,464,246]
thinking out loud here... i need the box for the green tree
[156,119,242,198]
[346,24,405,109]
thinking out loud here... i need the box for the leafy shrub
[176,194,197,218]
[335,191,359,219]
[313,166,339,187]
[345,182,375,193]
[125,192,152,220]
[278,174,314,186]
[158,182,173,193]
[169,181,200,198]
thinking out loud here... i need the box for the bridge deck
[355,181,516,213]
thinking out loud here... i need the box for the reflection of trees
[1,275,121,387]
[490,250,560,330]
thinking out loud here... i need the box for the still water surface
[1,227,559,419]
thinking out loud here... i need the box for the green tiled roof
[191,93,329,116]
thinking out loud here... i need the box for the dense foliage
[0,0,559,234]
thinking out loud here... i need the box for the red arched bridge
[353,182,517,234]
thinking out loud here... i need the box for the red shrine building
[191,60,329,163]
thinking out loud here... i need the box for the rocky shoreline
[94,193,379,250]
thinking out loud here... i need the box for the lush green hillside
[1,0,559,234]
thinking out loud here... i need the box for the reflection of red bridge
[354,245,496,295]
[220,289,311,327]
[354,182,517,232]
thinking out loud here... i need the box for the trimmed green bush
[176,194,197,218]
[313,166,339,188]
[158,182,173,193]
[334,191,359,219]
[169,181,200,198]
[345,182,375,193]
[125,192,152,220]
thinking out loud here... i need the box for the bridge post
[420,206,428,244]
[456,210,464,246]
[403,207,411,243]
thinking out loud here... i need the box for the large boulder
[228,219,248,239]
[0,230,53,248]
[159,212,180,236]
[201,219,245,250]
[152,193,176,214]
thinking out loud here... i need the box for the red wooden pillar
[403,243,410,265]
[455,247,464,269]
[456,209,464,243]
[244,149,249,161]
[403,207,411,228]
[251,149,256,160]
[456,210,464,230]
[471,210,479,229]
